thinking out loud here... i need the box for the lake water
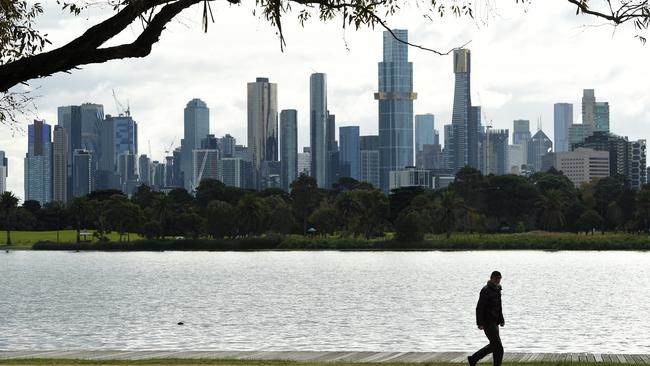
[1,250,649,353]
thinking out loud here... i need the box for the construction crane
[164,137,176,156]
[112,89,130,117]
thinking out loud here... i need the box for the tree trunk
[5,230,11,245]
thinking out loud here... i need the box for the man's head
[490,270,502,285]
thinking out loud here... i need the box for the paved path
[1,351,650,363]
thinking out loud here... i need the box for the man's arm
[475,288,486,328]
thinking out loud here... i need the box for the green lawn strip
[3,230,650,251]
[0,360,637,366]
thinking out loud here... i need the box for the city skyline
[2,1,650,197]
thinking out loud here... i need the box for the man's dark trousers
[470,322,503,366]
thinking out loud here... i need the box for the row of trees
[2,167,650,244]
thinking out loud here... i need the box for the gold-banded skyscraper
[375,29,416,191]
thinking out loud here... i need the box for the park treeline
[4,166,650,247]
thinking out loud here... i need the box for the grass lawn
[0,360,638,366]
[0,230,143,249]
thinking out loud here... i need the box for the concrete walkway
[1,351,650,363]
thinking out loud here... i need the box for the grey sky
[2,1,649,199]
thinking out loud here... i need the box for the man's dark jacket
[476,281,504,326]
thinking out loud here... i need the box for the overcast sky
[2,0,650,199]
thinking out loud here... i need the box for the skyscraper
[339,126,360,180]
[72,149,93,198]
[480,129,509,175]
[181,98,209,190]
[193,149,220,187]
[24,120,52,205]
[376,29,416,191]
[98,114,137,189]
[310,73,328,187]
[298,147,311,177]
[52,126,68,202]
[468,106,481,169]
[219,134,236,158]
[0,151,7,193]
[360,135,380,189]
[450,48,472,172]
[415,114,435,167]
[527,129,553,172]
[512,120,531,145]
[553,103,573,152]
[280,109,298,190]
[138,154,151,186]
[57,103,104,199]
[582,89,609,133]
[582,89,596,126]
[248,77,278,189]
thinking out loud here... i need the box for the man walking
[468,271,504,366]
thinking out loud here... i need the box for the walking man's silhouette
[468,271,504,366]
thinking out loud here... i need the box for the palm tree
[0,192,20,245]
[539,189,566,231]
[334,192,361,234]
[436,190,465,238]
[152,194,172,237]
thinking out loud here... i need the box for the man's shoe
[468,356,477,366]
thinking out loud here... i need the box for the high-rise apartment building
[280,109,298,190]
[24,120,52,205]
[376,29,416,191]
[553,103,573,152]
[339,126,360,180]
[181,98,209,190]
[310,73,328,188]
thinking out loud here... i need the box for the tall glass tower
[247,77,278,189]
[181,98,210,190]
[339,126,360,180]
[451,48,471,172]
[553,103,573,152]
[375,29,416,191]
[24,120,52,205]
[310,73,328,188]
[280,109,298,190]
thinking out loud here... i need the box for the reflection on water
[1,250,649,353]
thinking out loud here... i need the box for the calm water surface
[1,251,649,353]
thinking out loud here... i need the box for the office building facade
[554,103,573,152]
